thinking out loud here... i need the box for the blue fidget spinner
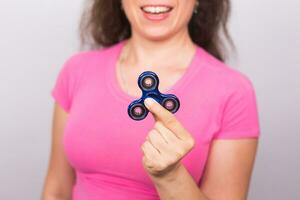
[128,71,180,121]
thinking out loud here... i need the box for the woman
[42,0,260,199]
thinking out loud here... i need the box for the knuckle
[145,135,150,141]
[165,116,176,126]
[175,149,185,158]
[154,121,161,130]
[186,137,195,149]
[169,155,179,164]
[145,161,152,168]
[144,140,151,147]
[158,162,167,170]
[143,156,150,167]
[148,130,156,139]
[190,137,196,147]
[142,156,147,163]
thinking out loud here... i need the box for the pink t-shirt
[51,40,260,200]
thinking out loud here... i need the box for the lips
[141,5,173,14]
[140,5,174,21]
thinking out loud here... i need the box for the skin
[41,104,75,200]
[142,98,258,200]
[42,0,259,199]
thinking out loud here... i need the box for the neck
[122,28,197,70]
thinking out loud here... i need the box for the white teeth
[142,6,172,14]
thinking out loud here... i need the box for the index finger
[144,97,187,140]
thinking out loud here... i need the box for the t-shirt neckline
[105,40,202,103]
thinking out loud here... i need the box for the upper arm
[41,103,75,199]
[42,55,80,199]
[199,73,260,199]
[199,139,258,200]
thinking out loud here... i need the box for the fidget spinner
[128,71,180,121]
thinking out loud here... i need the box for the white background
[0,0,299,199]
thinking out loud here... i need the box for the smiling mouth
[140,5,173,14]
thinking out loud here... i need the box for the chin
[138,27,175,41]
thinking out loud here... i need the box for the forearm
[41,184,72,200]
[41,193,71,200]
[150,163,209,200]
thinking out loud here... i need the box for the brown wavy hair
[80,0,233,61]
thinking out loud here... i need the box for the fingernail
[144,98,155,108]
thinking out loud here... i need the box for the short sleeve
[51,57,74,113]
[213,77,261,139]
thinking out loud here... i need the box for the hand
[141,97,195,179]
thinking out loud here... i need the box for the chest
[116,63,187,99]
[62,66,221,186]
